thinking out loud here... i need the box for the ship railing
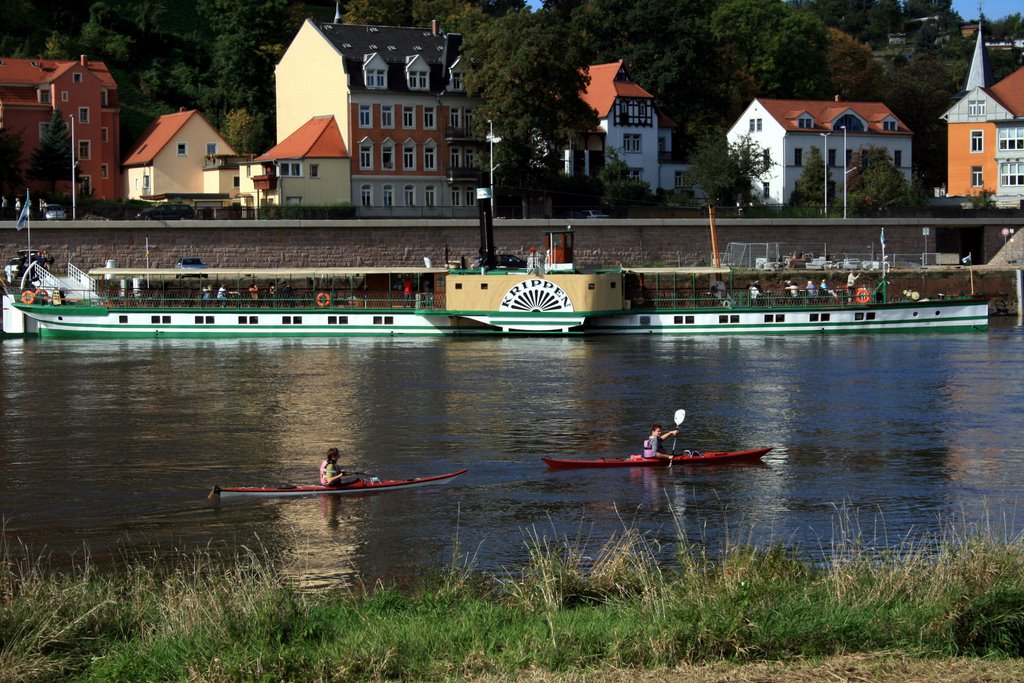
[642,285,895,309]
[57,288,449,311]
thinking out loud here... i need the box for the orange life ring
[20,290,35,305]
[854,287,870,304]
[315,291,331,307]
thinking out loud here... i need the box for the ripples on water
[1,321,1022,585]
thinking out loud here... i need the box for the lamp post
[69,114,77,220]
[820,132,830,217]
[841,126,847,220]
[486,120,501,190]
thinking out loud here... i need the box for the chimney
[834,94,841,102]
[432,19,439,35]
[80,54,88,66]
[180,106,187,112]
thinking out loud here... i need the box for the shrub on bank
[1,530,1023,681]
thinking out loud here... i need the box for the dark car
[471,254,528,269]
[136,203,195,220]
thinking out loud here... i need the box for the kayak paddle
[671,409,686,455]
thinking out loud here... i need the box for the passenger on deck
[846,272,860,300]
[248,282,259,301]
[784,280,799,297]
[642,424,678,462]
[217,284,228,307]
[805,279,817,298]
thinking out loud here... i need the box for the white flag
[961,254,972,265]
[879,228,886,248]
[15,191,30,230]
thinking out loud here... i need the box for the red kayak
[210,468,468,498]
[542,448,772,469]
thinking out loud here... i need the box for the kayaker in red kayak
[320,448,352,486]
[642,424,678,463]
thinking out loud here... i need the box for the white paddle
[671,409,686,455]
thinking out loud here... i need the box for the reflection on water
[1,321,1022,585]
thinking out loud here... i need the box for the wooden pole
[708,205,720,268]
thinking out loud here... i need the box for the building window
[101,90,108,106]
[360,143,372,170]
[382,184,394,206]
[38,88,51,104]
[233,176,239,188]
[449,70,464,91]
[78,107,89,124]
[404,185,415,206]
[403,144,415,170]
[998,127,1024,151]
[450,188,461,207]
[623,134,641,153]
[450,147,462,168]
[101,127,109,143]
[794,148,803,166]
[407,69,428,90]
[970,130,983,153]
[893,150,902,168]
[465,188,476,206]
[61,90,69,102]
[674,171,684,189]
[366,68,386,89]
[835,114,864,132]
[381,143,395,170]
[971,166,983,187]
[628,168,642,180]
[177,142,188,156]
[424,144,436,171]
[883,120,898,131]
[425,185,436,207]
[1000,162,1024,187]
[798,116,813,128]
[101,164,108,179]
[359,105,371,128]
[361,184,372,206]
[142,174,150,189]
[78,140,91,160]
[381,105,394,128]
[968,100,986,116]
[310,164,319,179]
[449,108,462,131]
[762,182,770,199]
[206,143,218,155]
[402,106,415,128]
[464,147,476,169]
[756,118,762,131]
[279,162,301,176]
[828,149,836,167]
[423,106,435,129]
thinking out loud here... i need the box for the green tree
[846,147,911,213]
[221,108,269,156]
[344,0,413,25]
[685,133,774,206]
[27,109,72,192]
[462,9,596,212]
[78,2,135,65]
[712,0,831,101]
[826,28,886,101]
[788,145,830,209]
[571,0,728,153]
[597,148,653,210]
[0,127,25,198]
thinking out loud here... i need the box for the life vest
[642,437,657,459]
[320,459,337,485]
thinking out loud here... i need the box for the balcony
[446,165,480,182]
[444,125,478,141]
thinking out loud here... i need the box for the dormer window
[834,113,865,132]
[37,88,50,104]
[363,53,388,89]
[405,55,429,91]
[882,119,898,131]
[797,116,813,128]
[448,57,465,92]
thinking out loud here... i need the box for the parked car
[43,204,67,220]
[137,203,194,220]
[579,209,610,219]
[4,249,41,284]
[174,256,208,277]
[470,254,528,269]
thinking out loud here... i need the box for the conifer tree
[27,109,72,192]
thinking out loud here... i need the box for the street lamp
[841,126,847,220]
[486,120,501,190]
[68,113,78,220]
[819,132,830,217]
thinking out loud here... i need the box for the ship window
[328,316,349,324]
[239,316,259,324]
[719,314,740,323]
[855,312,864,321]
[810,313,818,322]
[588,283,595,290]
[673,315,695,324]
[480,283,488,290]
[455,283,463,290]
[912,312,919,317]
[933,311,941,316]
[152,315,161,323]
[373,316,394,325]
[194,316,203,324]
[867,312,876,320]
[119,315,128,323]
[283,316,303,324]
[240,316,248,324]
[610,282,616,289]
[639,316,651,325]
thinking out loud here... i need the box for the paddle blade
[674,409,686,426]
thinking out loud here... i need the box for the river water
[2,321,1022,586]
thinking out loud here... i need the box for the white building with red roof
[568,61,685,193]
[0,54,120,200]
[123,109,238,205]
[727,97,913,207]
[239,115,350,207]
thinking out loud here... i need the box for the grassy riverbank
[2,529,1023,682]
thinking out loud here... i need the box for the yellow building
[122,109,237,204]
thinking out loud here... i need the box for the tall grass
[2,513,1023,681]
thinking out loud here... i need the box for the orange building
[943,26,1024,204]
[0,55,120,200]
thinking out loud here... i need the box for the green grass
[2,524,1023,681]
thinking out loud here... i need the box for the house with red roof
[0,54,120,201]
[568,61,685,193]
[942,26,1024,205]
[727,98,912,208]
[122,108,238,207]
[239,115,350,207]
[273,19,478,215]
